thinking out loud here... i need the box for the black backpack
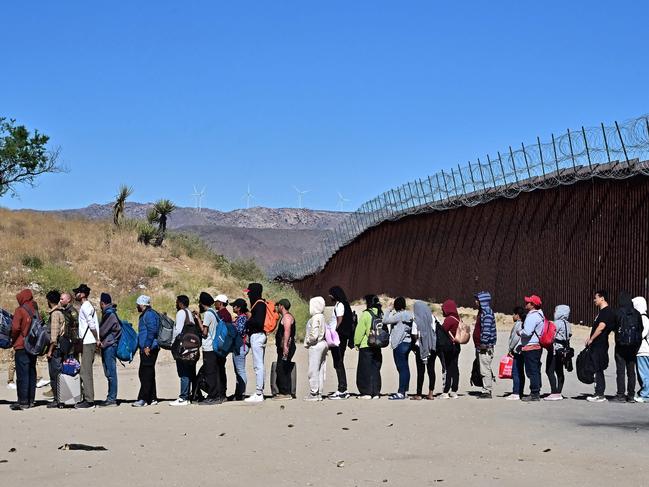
[470,356,483,388]
[576,348,596,384]
[366,309,389,348]
[435,321,453,354]
[616,307,642,347]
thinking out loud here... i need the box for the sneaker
[449,392,459,399]
[439,393,451,400]
[244,394,264,403]
[371,395,380,400]
[198,398,220,406]
[358,395,373,400]
[388,393,406,400]
[544,394,563,401]
[36,378,50,388]
[9,403,28,411]
[131,400,147,408]
[476,392,492,399]
[6,382,17,390]
[626,396,636,403]
[611,394,626,403]
[169,398,190,407]
[304,393,322,402]
[75,401,95,409]
[329,391,350,400]
[46,401,63,409]
[586,395,607,403]
[98,400,118,408]
[150,400,159,406]
[634,396,647,403]
[506,394,521,401]
[273,394,293,401]
[522,394,541,402]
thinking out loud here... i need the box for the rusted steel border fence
[269,114,649,281]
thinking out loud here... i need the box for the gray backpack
[23,306,51,356]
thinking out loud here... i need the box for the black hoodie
[246,283,266,335]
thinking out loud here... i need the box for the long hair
[364,294,382,316]
[329,286,348,304]
[394,296,406,312]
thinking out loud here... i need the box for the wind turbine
[242,184,255,209]
[192,185,206,213]
[294,186,310,209]
[337,192,350,211]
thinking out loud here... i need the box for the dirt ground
[1,315,648,486]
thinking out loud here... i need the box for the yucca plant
[137,221,158,245]
[152,199,176,236]
[112,185,133,227]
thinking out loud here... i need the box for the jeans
[232,344,248,398]
[413,346,436,395]
[250,333,267,395]
[307,341,328,395]
[80,343,96,403]
[276,343,296,395]
[176,360,196,401]
[48,349,62,401]
[546,348,565,394]
[523,348,543,395]
[478,348,494,393]
[615,345,637,397]
[392,341,411,395]
[15,349,36,405]
[512,353,525,396]
[357,347,382,396]
[442,345,461,393]
[637,356,649,398]
[101,344,118,402]
[137,348,159,404]
[331,336,350,393]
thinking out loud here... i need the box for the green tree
[0,117,63,197]
[112,184,133,226]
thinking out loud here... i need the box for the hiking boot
[98,400,118,408]
[586,395,607,403]
[611,394,626,403]
[244,393,264,403]
[75,401,95,409]
[476,392,492,399]
[522,394,541,402]
[169,398,190,407]
[131,400,147,408]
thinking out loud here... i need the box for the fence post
[601,122,611,163]
[497,153,507,186]
[477,158,488,191]
[507,147,522,185]
[535,138,546,179]
[581,126,592,171]
[450,168,460,198]
[427,175,436,204]
[566,129,577,172]
[551,133,560,175]
[457,164,467,195]
[499,151,516,185]
[615,121,631,167]
[440,170,451,203]
[486,155,498,189]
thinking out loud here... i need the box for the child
[506,306,527,400]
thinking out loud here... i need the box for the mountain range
[48,203,348,270]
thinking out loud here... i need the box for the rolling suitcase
[270,361,297,397]
[57,373,82,406]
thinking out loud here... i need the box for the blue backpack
[0,308,12,349]
[116,320,138,363]
[208,310,238,357]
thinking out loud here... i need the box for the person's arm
[87,305,101,346]
[586,322,607,346]
[47,312,64,358]
[382,310,400,325]
[354,311,369,347]
[193,310,207,337]
[334,304,344,329]
[281,314,291,359]
[174,310,185,340]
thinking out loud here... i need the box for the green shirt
[354,307,380,349]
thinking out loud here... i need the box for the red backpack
[539,318,557,349]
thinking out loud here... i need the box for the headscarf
[414,300,435,361]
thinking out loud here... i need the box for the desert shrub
[144,266,161,278]
[35,264,80,294]
[137,222,158,245]
[230,259,264,283]
[21,255,43,269]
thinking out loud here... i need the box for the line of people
[4,283,649,409]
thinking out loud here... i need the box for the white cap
[136,295,151,306]
[215,294,229,305]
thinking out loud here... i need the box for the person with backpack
[545,305,571,401]
[506,306,527,401]
[44,290,66,408]
[304,296,328,401]
[474,291,496,399]
[519,295,545,402]
[382,297,413,400]
[244,283,267,403]
[213,294,233,401]
[327,286,353,400]
[98,293,121,407]
[586,290,616,403]
[440,299,462,399]
[73,284,100,409]
[354,295,383,399]
[231,298,249,401]
[132,295,160,408]
[170,295,197,407]
[60,292,80,360]
[632,296,649,403]
[193,292,221,406]
[9,289,39,410]
[613,291,642,403]
[275,299,296,400]
[411,300,436,400]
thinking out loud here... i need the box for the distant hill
[47,203,349,270]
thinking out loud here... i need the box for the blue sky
[1,1,647,212]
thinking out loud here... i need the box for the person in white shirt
[170,295,196,406]
[73,284,100,409]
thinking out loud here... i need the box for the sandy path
[0,325,647,486]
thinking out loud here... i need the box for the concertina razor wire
[269,114,649,281]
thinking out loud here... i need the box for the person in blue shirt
[132,295,160,407]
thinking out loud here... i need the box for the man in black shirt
[586,290,615,402]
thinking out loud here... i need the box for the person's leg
[48,350,62,401]
[176,360,190,400]
[80,343,95,403]
[215,354,227,399]
[150,349,158,402]
[307,346,320,395]
[414,346,424,396]
[28,354,37,404]
[627,355,637,398]
[524,349,542,396]
[546,350,558,394]
[202,351,218,400]
[637,356,649,397]
[233,344,247,398]
[336,337,348,393]
[276,346,290,395]
[318,342,328,395]
[251,333,266,395]
[556,353,565,394]
[372,348,383,396]
[395,342,410,395]
[357,348,371,395]
[512,354,521,395]
[137,350,151,402]
[102,344,118,402]
[479,349,494,393]
[428,351,437,393]
[14,349,29,405]
[447,348,460,393]
[614,346,626,396]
